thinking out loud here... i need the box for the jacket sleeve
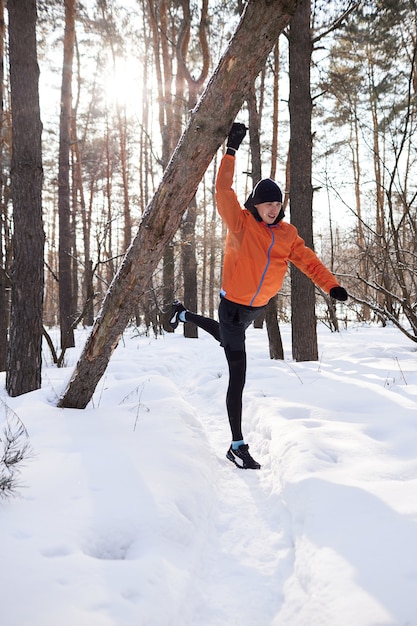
[288,231,340,294]
[215,154,245,233]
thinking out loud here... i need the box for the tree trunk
[6,0,44,396]
[118,106,131,253]
[162,243,175,329]
[289,0,318,362]
[247,82,264,332]
[58,0,300,409]
[247,80,282,358]
[0,268,9,371]
[182,197,198,338]
[178,0,210,339]
[71,114,95,326]
[247,85,262,183]
[270,40,280,181]
[208,153,218,318]
[147,0,179,333]
[0,0,7,371]
[265,39,284,359]
[265,295,284,359]
[58,0,76,349]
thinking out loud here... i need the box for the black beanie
[244,178,284,223]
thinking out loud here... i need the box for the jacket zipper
[249,227,275,306]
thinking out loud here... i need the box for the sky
[1,320,417,625]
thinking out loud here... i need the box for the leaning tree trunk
[58,0,300,409]
[289,0,318,362]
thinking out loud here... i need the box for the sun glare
[103,57,143,113]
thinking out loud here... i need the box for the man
[170,123,348,470]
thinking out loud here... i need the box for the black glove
[226,122,247,154]
[330,286,348,301]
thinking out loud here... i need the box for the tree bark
[270,40,280,181]
[71,110,95,326]
[247,82,264,333]
[265,39,284,359]
[147,0,180,332]
[265,295,284,359]
[58,0,76,349]
[58,0,300,409]
[247,78,283,359]
[208,153,218,318]
[0,0,7,371]
[178,0,210,339]
[182,197,198,338]
[289,0,318,362]
[6,0,44,395]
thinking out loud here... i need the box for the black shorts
[218,298,266,351]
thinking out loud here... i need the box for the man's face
[254,201,282,225]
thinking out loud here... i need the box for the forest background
[0,0,416,400]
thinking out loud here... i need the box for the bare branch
[312,3,360,45]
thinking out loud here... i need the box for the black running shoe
[226,444,261,470]
[169,300,186,329]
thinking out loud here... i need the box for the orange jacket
[215,154,340,307]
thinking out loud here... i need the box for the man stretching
[170,123,348,470]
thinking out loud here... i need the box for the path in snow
[154,326,417,626]
[174,338,293,626]
[2,324,417,626]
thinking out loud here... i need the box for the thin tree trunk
[247,85,262,183]
[289,0,318,362]
[270,40,280,181]
[247,83,266,332]
[6,0,44,395]
[58,0,300,409]
[201,181,208,314]
[58,0,76,349]
[178,0,210,338]
[182,197,198,337]
[265,295,284,359]
[148,0,177,332]
[71,118,94,325]
[104,114,115,281]
[265,38,284,358]
[100,2,132,254]
[208,153,218,318]
[247,79,283,358]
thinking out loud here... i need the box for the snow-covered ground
[1,321,417,626]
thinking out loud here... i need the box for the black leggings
[224,346,246,441]
[184,305,260,442]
